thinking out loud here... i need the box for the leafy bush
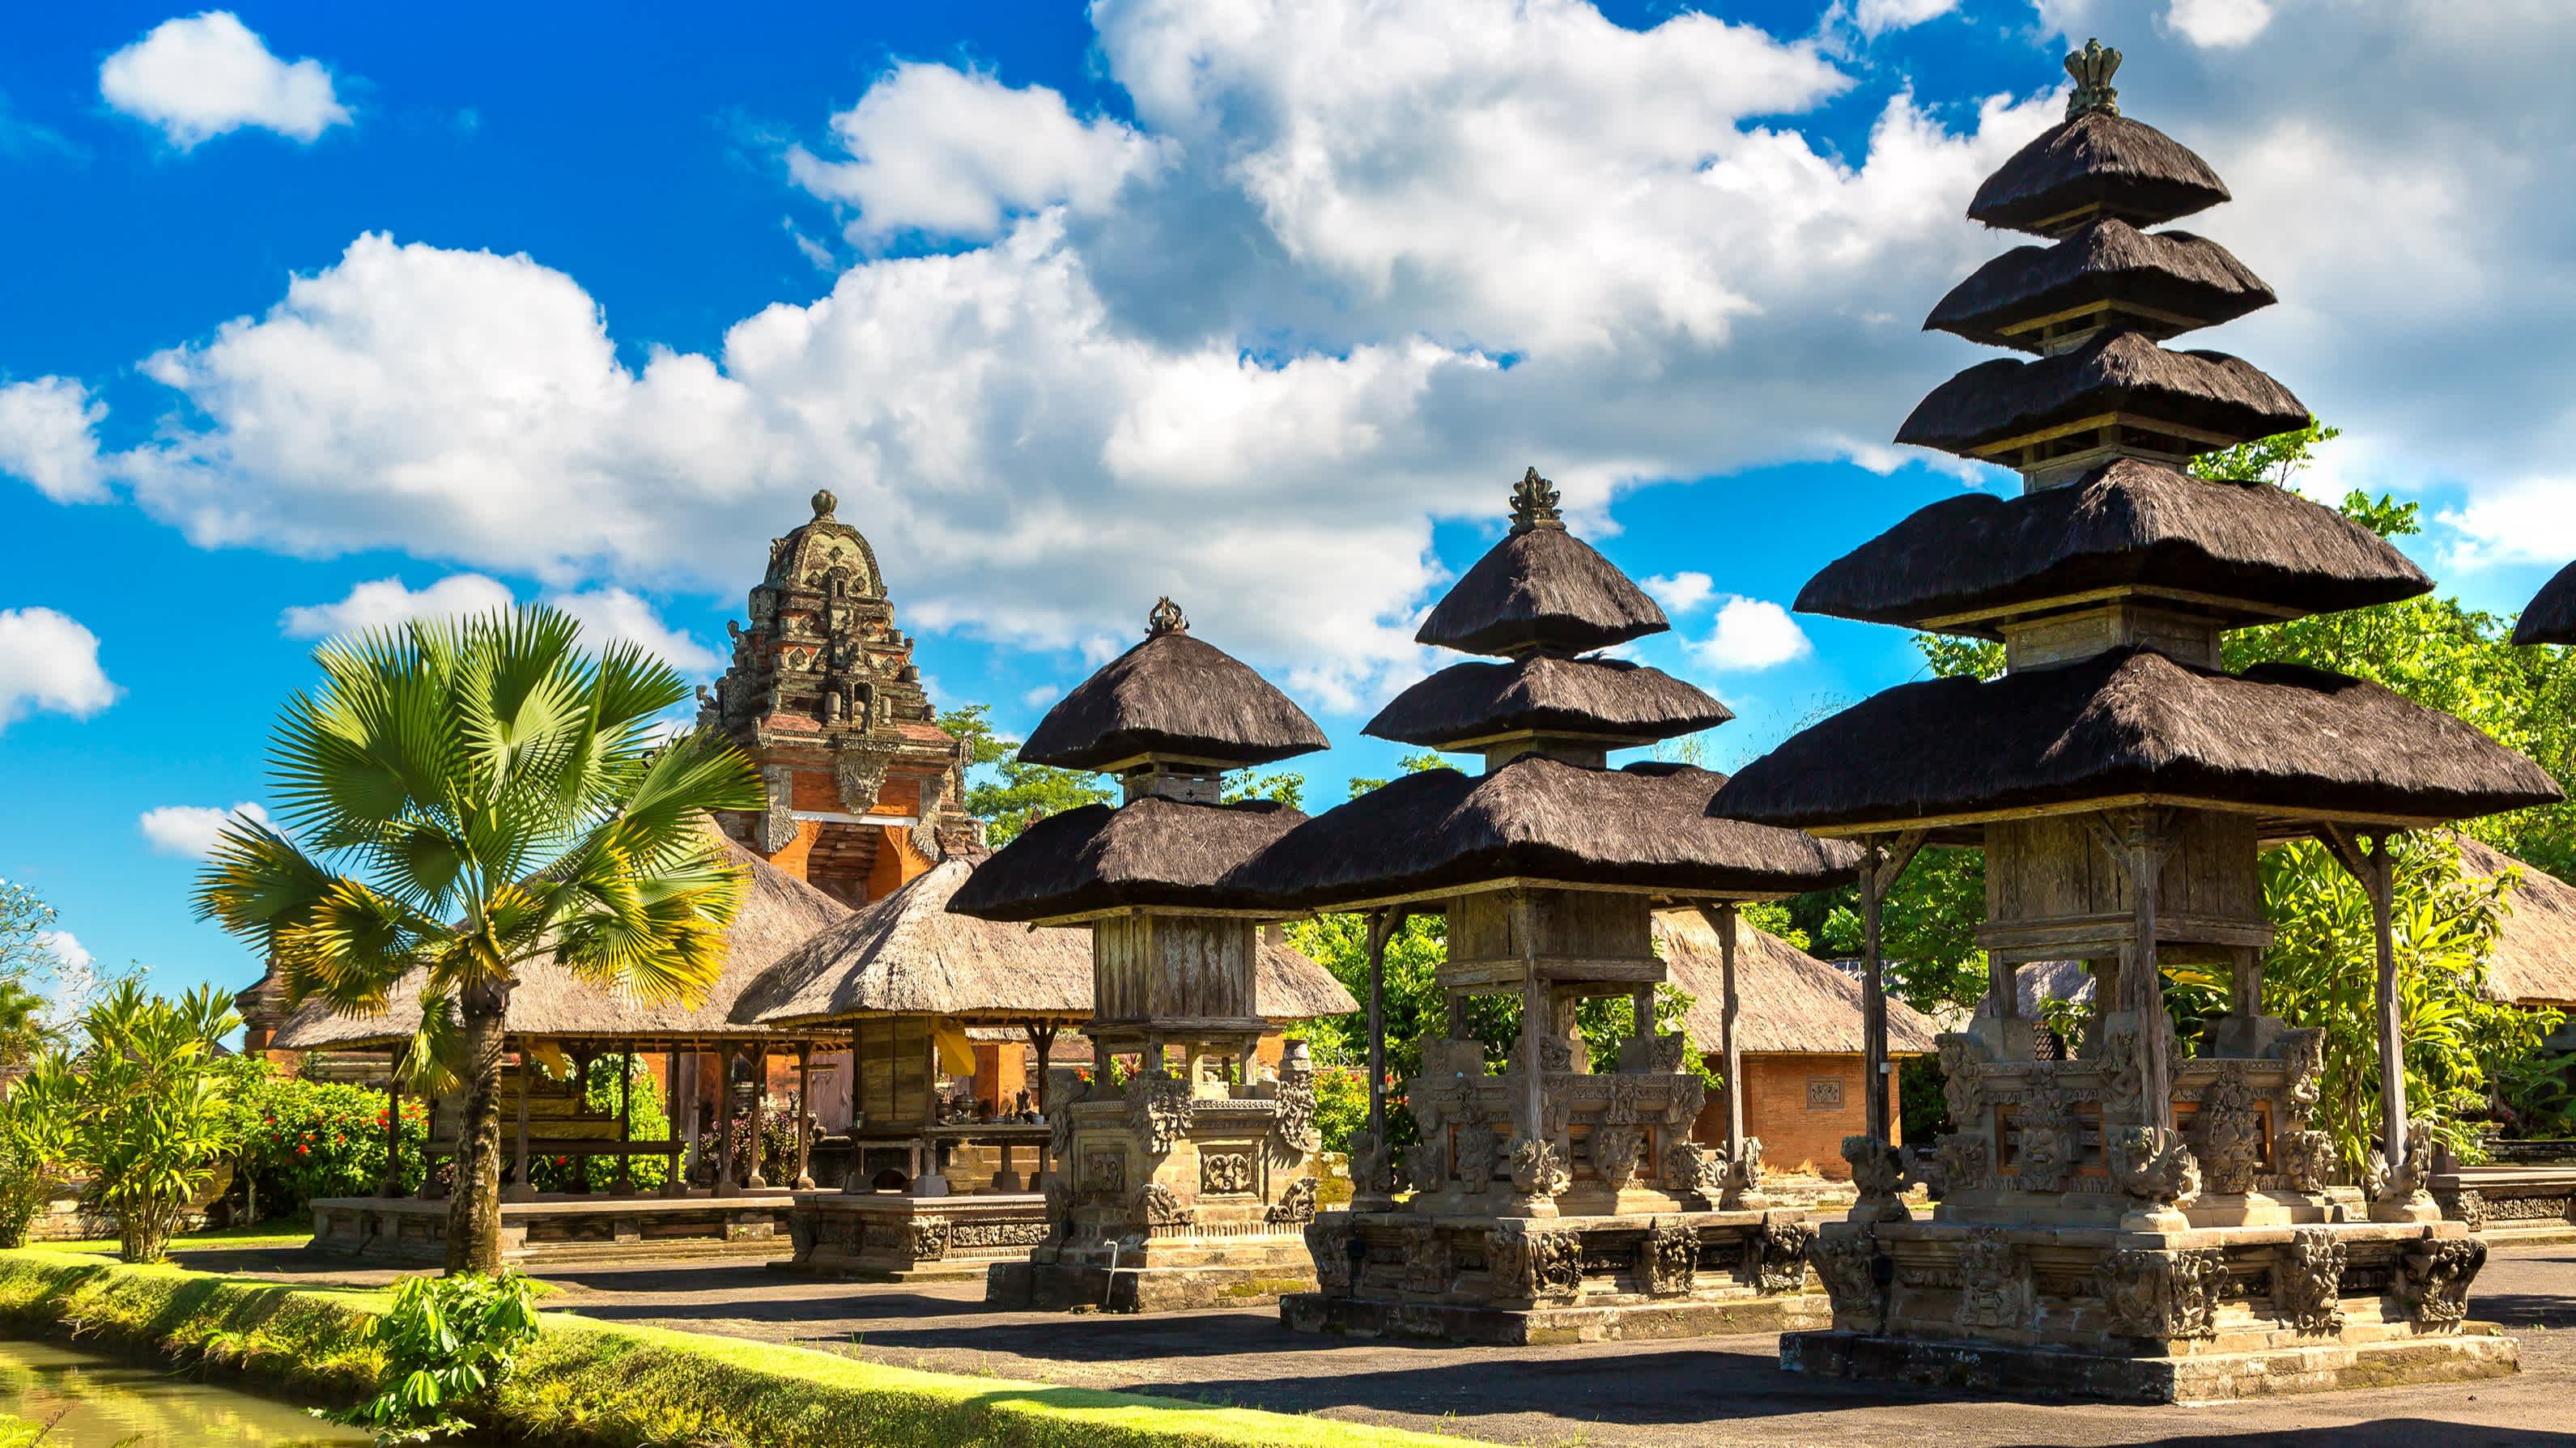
[223,1060,430,1222]
[325,1270,542,1443]
[42,981,241,1262]
[0,1072,72,1248]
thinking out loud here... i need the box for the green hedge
[0,1253,1470,1448]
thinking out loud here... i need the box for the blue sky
[3,0,2571,1004]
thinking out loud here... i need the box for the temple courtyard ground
[189,1239,2576,1446]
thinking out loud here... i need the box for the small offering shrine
[1239,469,1858,1344]
[949,600,1355,1311]
[1714,40,2561,1401]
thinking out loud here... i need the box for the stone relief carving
[1507,1136,1570,1199]
[908,1216,951,1263]
[2191,1064,2265,1195]
[1843,1136,1910,1222]
[1081,1149,1126,1200]
[2441,1187,2489,1232]
[1807,1234,1885,1320]
[831,744,899,817]
[1265,1176,1320,1225]
[1489,1222,1581,1302]
[1307,1217,1354,1293]
[1401,1222,1451,1294]
[787,1212,814,1263]
[2270,1227,2347,1334]
[2097,1247,2223,1340]
[1402,1140,1444,1195]
[1662,1141,1722,1204]
[1727,1137,1768,1209]
[1454,1123,1500,1194]
[1128,1070,1195,1157]
[755,764,798,853]
[1954,1227,2030,1330]
[1133,1182,1196,1233]
[2273,1130,2336,1195]
[2109,1124,2202,1209]
[1201,1151,1255,1196]
[1934,1132,1989,1195]
[1348,1130,1392,1200]
[2364,1119,2437,1206]
[1042,1177,1072,1245]
[1593,1126,1645,1191]
[2014,1079,2080,1193]
[1269,1061,1320,1163]
[951,1221,1049,1249]
[2398,1238,2485,1329]
[2278,1027,2325,1127]
[1937,1034,1984,1127]
[1745,1216,1814,1295]
[1639,1220,1698,1297]
[2095,1029,2145,1123]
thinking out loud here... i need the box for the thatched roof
[1417,526,1669,659]
[1967,111,2230,236]
[1897,331,2307,458]
[1710,646,2564,834]
[1018,622,1325,772]
[751,856,1354,1026]
[1794,459,2430,632]
[1364,656,1732,749]
[1927,220,2272,350]
[2514,559,2576,647]
[947,796,1305,924]
[1653,910,1942,1055]
[272,826,852,1050]
[2456,837,2576,1009]
[1232,758,1860,911]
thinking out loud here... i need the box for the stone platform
[2434,1163,2576,1243]
[308,1191,796,1266]
[1783,1325,2519,1404]
[987,1227,1318,1312]
[776,1190,1051,1280]
[1286,1207,1824,1345]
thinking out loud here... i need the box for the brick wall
[1695,1051,1906,1180]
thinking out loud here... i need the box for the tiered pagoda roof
[948,600,1327,925]
[1234,469,1855,908]
[2515,561,2576,646]
[1714,40,2561,836]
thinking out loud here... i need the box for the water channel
[0,1337,505,1446]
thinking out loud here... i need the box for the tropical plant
[0,883,68,1067]
[194,606,763,1273]
[325,1269,542,1443]
[0,1066,73,1248]
[35,980,241,1262]
[937,704,1115,847]
[217,1059,431,1222]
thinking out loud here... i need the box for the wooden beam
[2319,824,2408,1174]
[1859,832,1927,1145]
[1695,902,1745,1161]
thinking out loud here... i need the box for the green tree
[1223,772,1305,809]
[1344,751,1462,800]
[26,980,241,1262]
[195,607,761,1274]
[0,884,68,1067]
[938,704,1114,847]
[0,1062,73,1248]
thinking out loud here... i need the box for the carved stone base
[1284,1288,1830,1345]
[987,1236,1320,1312]
[308,1192,796,1267]
[1782,1327,2519,1404]
[776,1190,1050,1280]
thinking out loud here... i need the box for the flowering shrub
[528,1056,671,1193]
[224,1061,428,1222]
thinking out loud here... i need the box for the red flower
[295,1144,309,1156]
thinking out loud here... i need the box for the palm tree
[196,607,762,1273]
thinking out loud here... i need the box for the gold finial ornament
[2064,38,2121,120]
[1508,466,1565,534]
[811,488,838,520]
[1146,596,1189,636]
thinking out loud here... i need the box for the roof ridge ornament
[1146,596,1190,637]
[811,488,838,520]
[2064,38,2121,121]
[1509,466,1565,535]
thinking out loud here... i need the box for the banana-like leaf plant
[195,607,762,1273]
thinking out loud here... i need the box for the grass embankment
[0,1253,1472,1448]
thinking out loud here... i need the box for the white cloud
[138,801,270,858]
[37,930,91,972]
[544,588,724,674]
[1019,683,1061,709]
[0,378,109,503]
[1641,571,1715,616]
[99,11,351,149]
[1689,597,1813,673]
[2164,0,2273,49]
[279,573,515,638]
[0,608,119,730]
[789,62,1171,243]
[1851,0,1960,38]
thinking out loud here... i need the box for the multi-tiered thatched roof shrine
[951,599,1353,1312]
[1241,469,1856,1344]
[1713,40,2561,1402]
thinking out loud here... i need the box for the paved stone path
[204,1242,2576,1446]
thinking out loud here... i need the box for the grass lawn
[24,1221,314,1255]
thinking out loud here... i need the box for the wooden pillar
[1858,835,1924,1145]
[794,1042,815,1189]
[1629,983,1655,1039]
[507,1044,534,1202]
[844,1021,866,1195]
[2364,837,2406,1171]
[746,1041,770,1190]
[665,1047,693,1198]
[569,1048,593,1195]
[1696,903,1745,1159]
[615,1041,635,1195]
[380,1056,403,1198]
[1363,909,1395,1146]
[715,1042,739,1199]
[1514,892,1545,1147]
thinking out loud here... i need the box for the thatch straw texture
[272,825,852,1049]
[1897,331,2307,457]
[1653,909,1942,1055]
[1711,646,2564,831]
[1232,759,1860,910]
[1928,220,2272,350]
[946,797,1306,923]
[2457,837,2576,1009]
[1795,459,2429,631]
[751,857,1354,1026]
[1968,111,2230,235]
[1416,527,1669,658]
[2513,559,2576,647]
[1364,656,1732,748]
[1019,631,1326,772]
